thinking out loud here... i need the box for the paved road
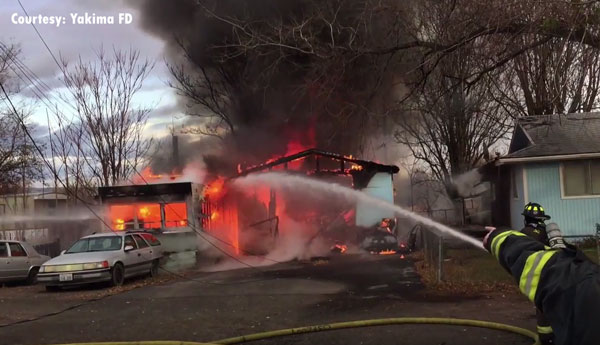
[1,254,536,345]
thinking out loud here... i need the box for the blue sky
[0,0,181,138]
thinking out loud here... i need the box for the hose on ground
[48,317,540,345]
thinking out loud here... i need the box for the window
[562,160,600,197]
[140,233,161,246]
[8,243,27,257]
[0,243,7,257]
[109,205,136,231]
[124,235,138,250]
[66,237,122,253]
[109,202,189,230]
[164,202,188,228]
[137,204,162,229]
[511,169,519,199]
[133,235,149,248]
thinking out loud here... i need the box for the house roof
[501,113,600,163]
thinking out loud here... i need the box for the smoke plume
[131,0,410,173]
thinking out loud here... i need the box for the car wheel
[149,259,159,277]
[111,263,125,287]
[45,285,60,292]
[26,267,39,285]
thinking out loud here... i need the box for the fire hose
[46,317,540,345]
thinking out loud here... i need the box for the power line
[127,165,283,269]
[12,0,284,275]
[0,42,55,96]
[0,42,77,113]
[0,81,115,233]
[0,45,52,99]
[1,81,264,284]
[16,0,63,73]
[11,0,80,116]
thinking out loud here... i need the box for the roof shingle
[506,113,600,158]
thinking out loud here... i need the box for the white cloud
[0,0,175,130]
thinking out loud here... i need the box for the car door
[132,234,153,272]
[122,235,144,276]
[0,242,9,281]
[140,233,162,260]
[7,243,30,279]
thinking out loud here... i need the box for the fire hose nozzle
[547,222,567,249]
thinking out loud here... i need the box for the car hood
[43,251,120,265]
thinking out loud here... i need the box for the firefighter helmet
[522,202,551,220]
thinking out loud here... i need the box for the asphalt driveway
[1,254,536,345]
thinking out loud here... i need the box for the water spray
[234,172,484,249]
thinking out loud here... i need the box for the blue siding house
[497,114,600,236]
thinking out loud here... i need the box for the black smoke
[132,0,410,175]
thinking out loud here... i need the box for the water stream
[234,172,484,249]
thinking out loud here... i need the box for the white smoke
[0,208,100,224]
[451,169,484,198]
[235,172,484,249]
[197,220,332,272]
[180,161,207,184]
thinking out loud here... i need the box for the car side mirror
[60,250,66,255]
[124,245,134,252]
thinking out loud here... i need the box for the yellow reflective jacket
[485,229,600,345]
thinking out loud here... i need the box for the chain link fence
[415,224,600,285]
[417,224,445,283]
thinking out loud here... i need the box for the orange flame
[133,167,182,184]
[332,244,347,253]
[115,218,125,231]
[204,177,240,255]
[206,177,225,198]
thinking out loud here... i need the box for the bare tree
[167,59,238,138]
[191,0,600,90]
[0,43,42,194]
[0,116,42,194]
[395,49,512,185]
[159,1,600,150]
[163,0,407,152]
[45,110,95,199]
[60,48,154,186]
[495,37,600,116]
[139,0,600,182]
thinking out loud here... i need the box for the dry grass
[412,249,519,296]
[582,248,600,264]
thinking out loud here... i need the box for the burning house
[126,0,410,260]
[98,173,202,268]
[201,148,401,257]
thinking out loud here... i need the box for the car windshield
[66,236,123,253]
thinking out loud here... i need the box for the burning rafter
[237,148,400,177]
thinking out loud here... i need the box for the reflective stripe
[539,207,544,212]
[519,250,558,302]
[537,325,553,334]
[491,231,526,259]
[533,206,539,212]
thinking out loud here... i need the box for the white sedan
[0,241,50,284]
[37,231,162,291]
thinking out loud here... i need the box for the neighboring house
[495,113,600,236]
[0,191,68,230]
[0,191,91,256]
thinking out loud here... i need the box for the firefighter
[520,202,553,344]
[483,226,600,345]
[521,202,551,245]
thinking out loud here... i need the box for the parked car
[0,240,50,284]
[37,231,162,291]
